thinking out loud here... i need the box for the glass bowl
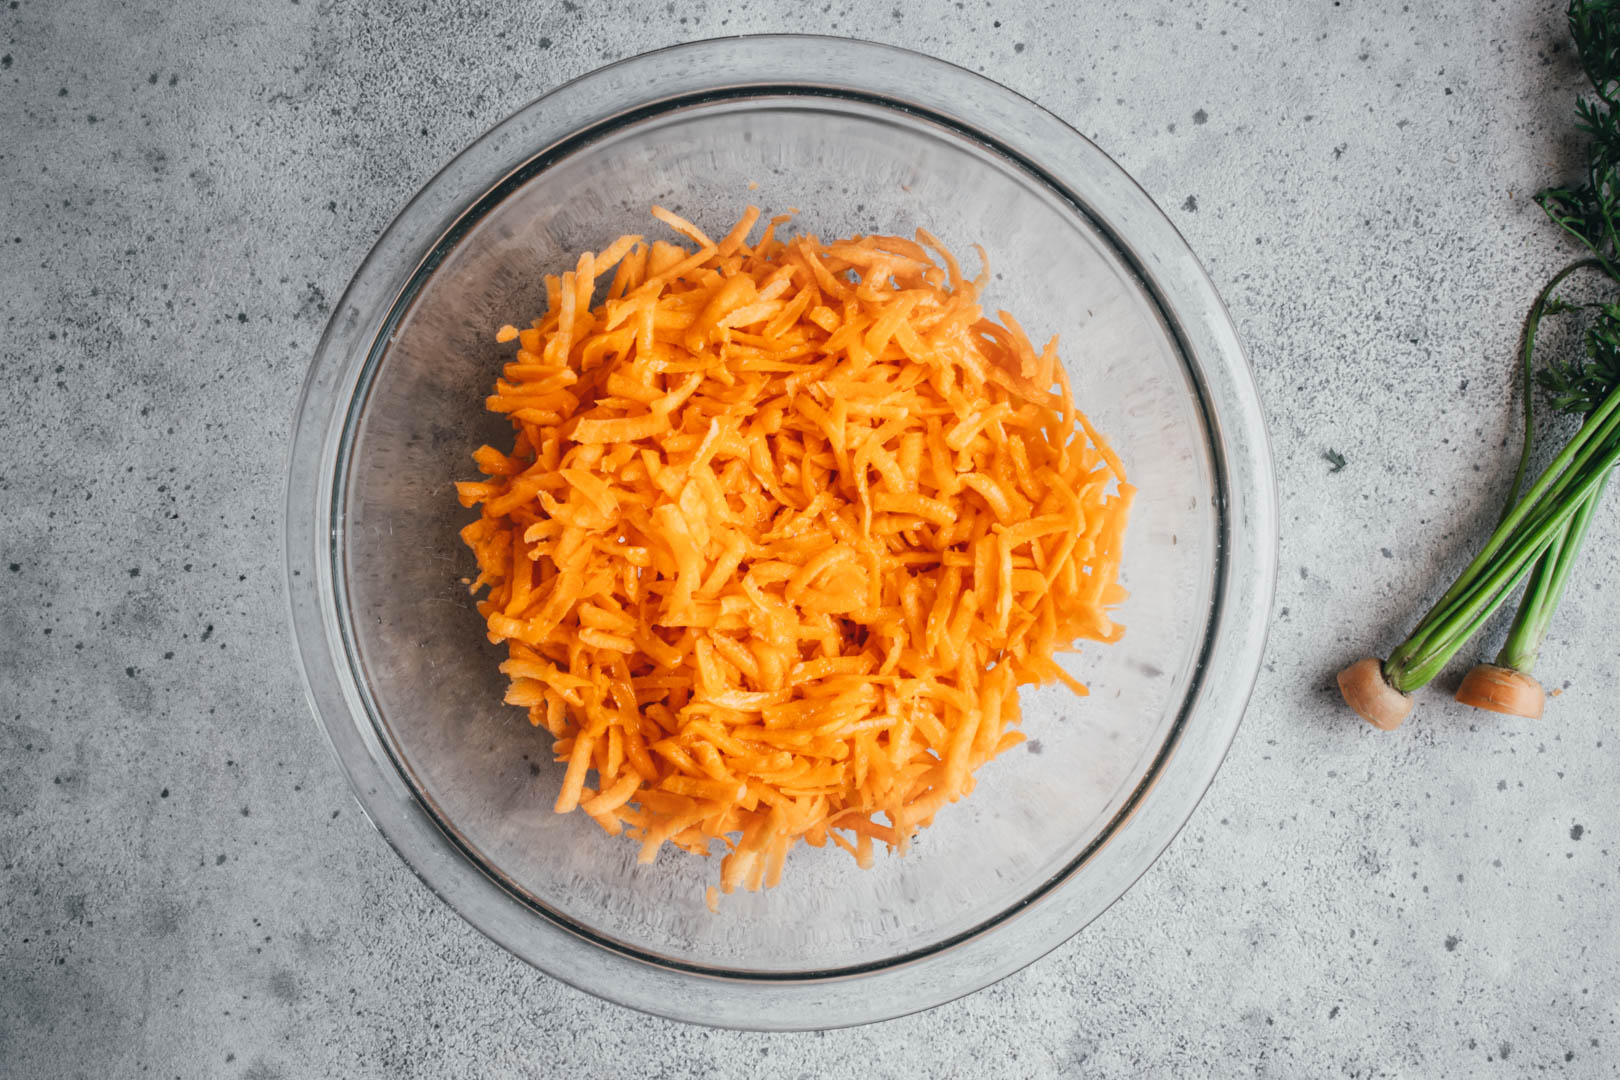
[285,36,1276,1030]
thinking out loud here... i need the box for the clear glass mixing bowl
[285,36,1276,1029]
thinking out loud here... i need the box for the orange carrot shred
[457,206,1132,895]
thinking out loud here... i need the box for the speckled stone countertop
[3,1,1617,1076]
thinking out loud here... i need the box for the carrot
[456,206,1133,895]
[1454,663,1545,719]
[1336,657,1413,731]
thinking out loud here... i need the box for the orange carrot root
[456,206,1134,891]
[1337,657,1414,731]
[1455,663,1545,719]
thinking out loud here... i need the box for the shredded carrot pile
[456,206,1133,896]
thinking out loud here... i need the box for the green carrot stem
[1502,520,1572,669]
[1397,381,1620,652]
[1502,257,1609,517]
[1388,518,1560,690]
[1497,473,1610,673]
[1393,551,1547,691]
[1396,440,1620,673]
[1385,433,1620,690]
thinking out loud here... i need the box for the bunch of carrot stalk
[1339,0,1620,729]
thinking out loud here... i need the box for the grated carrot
[456,206,1134,898]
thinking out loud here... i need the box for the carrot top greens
[1340,0,1620,727]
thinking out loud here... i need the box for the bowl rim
[284,33,1278,1030]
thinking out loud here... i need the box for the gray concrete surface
[3,0,1618,1075]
